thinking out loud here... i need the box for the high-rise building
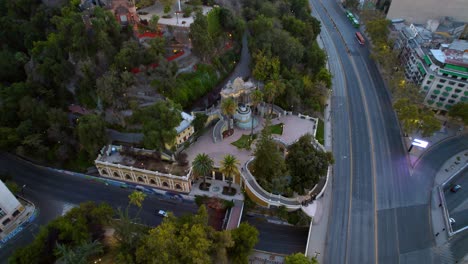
[0,180,23,239]
[394,23,468,114]
[386,0,468,24]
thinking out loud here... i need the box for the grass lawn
[316,119,324,145]
[231,134,256,149]
[267,123,284,135]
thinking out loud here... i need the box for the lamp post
[21,185,26,196]
[175,12,179,24]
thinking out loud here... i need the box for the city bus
[355,32,365,45]
[345,10,360,28]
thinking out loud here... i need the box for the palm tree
[221,97,237,133]
[264,80,285,116]
[55,240,103,264]
[249,90,263,138]
[219,154,240,194]
[192,153,214,190]
[128,191,146,209]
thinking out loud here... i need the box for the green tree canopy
[76,114,107,158]
[285,253,318,264]
[136,100,182,151]
[449,102,468,125]
[228,222,259,264]
[252,122,287,191]
[136,205,236,264]
[9,202,113,264]
[190,12,215,62]
[286,134,334,194]
[55,240,104,264]
[221,98,237,131]
[192,153,214,186]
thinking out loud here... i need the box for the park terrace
[95,145,193,193]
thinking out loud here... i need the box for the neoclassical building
[95,145,193,193]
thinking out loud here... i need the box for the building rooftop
[429,40,468,67]
[97,145,190,176]
[176,112,194,134]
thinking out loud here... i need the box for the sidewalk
[406,118,465,168]
[189,179,244,201]
[304,31,334,262]
[430,150,468,263]
[0,196,37,248]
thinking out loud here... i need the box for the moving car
[450,218,456,225]
[157,210,168,217]
[451,184,461,193]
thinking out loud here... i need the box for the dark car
[451,184,461,193]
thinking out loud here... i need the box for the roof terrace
[97,145,190,177]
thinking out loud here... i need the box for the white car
[157,210,168,217]
[450,218,456,225]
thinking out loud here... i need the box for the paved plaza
[184,114,317,168]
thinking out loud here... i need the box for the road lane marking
[349,56,379,264]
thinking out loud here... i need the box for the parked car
[450,218,456,225]
[157,210,168,217]
[451,185,461,193]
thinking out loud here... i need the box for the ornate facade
[95,145,193,193]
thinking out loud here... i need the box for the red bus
[355,32,365,45]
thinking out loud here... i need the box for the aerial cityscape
[0,0,467,263]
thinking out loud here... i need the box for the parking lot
[443,166,468,232]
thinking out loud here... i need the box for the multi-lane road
[0,153,199,262]
[0,152,307,262]
[311,0,468,263]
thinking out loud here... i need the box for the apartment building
[395,23,468,113]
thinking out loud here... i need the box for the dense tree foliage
[134,206,258,264]
[0,0,130,167]
[285,253,318,264]
[286,134,334,194]
[449,103,468,125]
[252,122,287,191]
[134,100,182,151]
[228,222,259,264]
[9,202,114,264]
[361,11,442,136]
[394,98,440,136]
[243,0,331,114]
[77,114,108,158]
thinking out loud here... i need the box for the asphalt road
[0,152,307,262]
[244,216,309,255]
[0,153,199,263]
[444,167,468,232]
[310,0,468,263]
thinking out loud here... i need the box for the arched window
[150,179,157,185]
[137,177,144,182]
[113,172,120,178]
[162,182,169,187]
[125,174,132,180]
[101,170,108,175]
[175,184,182,190]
